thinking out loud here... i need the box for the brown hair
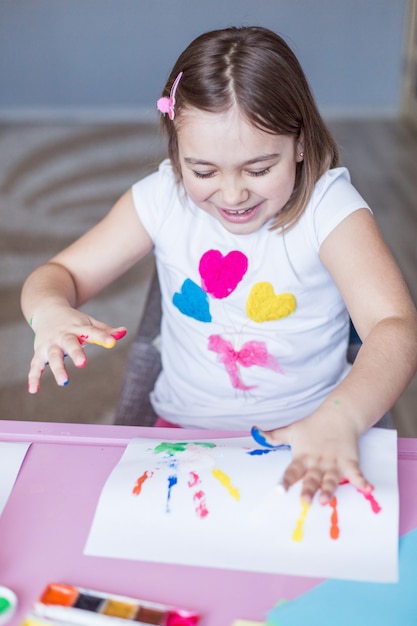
[159,26,339,232]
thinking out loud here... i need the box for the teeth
[225,207,251,215]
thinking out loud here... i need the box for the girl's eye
[192,170,215,179]
[248,167,271,177]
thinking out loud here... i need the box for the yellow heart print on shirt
[246,282,296,322]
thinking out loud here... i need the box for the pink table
[0,420,416,626]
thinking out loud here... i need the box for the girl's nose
[219,176,249,206]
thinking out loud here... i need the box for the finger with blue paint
[251,426,290,494]
[251,426,291,450]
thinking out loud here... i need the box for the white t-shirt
[132,160,369,430]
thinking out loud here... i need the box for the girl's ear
[296,129,305,162]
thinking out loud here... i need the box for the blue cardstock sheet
[266,527,417,626]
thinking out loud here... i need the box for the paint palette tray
[22,583,201,626]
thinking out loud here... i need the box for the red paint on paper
[132,471,153,495]
[329,497,340,540]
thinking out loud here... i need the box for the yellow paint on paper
[22,616,51,626]
[292,499,310,542]
[212,467,240,500]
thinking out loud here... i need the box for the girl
[21,26,417,505]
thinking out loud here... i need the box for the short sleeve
[308,167,371,249]
[131,159,179,242]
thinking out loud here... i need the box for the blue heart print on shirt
[172,279,212,322]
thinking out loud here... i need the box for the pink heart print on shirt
[199,250,248,299]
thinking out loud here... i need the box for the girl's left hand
[255,414,373,504]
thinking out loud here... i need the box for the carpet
[0,121,165,424]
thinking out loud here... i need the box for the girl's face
[177,106,304,235]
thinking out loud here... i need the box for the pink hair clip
[157,71,183,120]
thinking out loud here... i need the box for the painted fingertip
[357,483,374,495]
[251,426,274,448]
[90,338,116,349]
[75,355,87,368]
[250,426,291,450]
[300,494,312,506]
[111,328,127,341]
[319,493,332,506]
[28,382,39,394]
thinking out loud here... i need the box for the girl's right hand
[28,306,126,393]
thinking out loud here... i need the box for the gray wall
[0,0,408,119]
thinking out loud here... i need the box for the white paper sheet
[0,441,31,515]
[84,428,399,582]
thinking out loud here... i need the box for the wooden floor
[327,118,417,437]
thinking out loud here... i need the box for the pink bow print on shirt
[208,334,284,390]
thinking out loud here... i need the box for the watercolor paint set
[21,583,201,626]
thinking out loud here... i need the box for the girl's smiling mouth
[217,203,261,222]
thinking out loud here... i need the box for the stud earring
[299,152,304,158]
